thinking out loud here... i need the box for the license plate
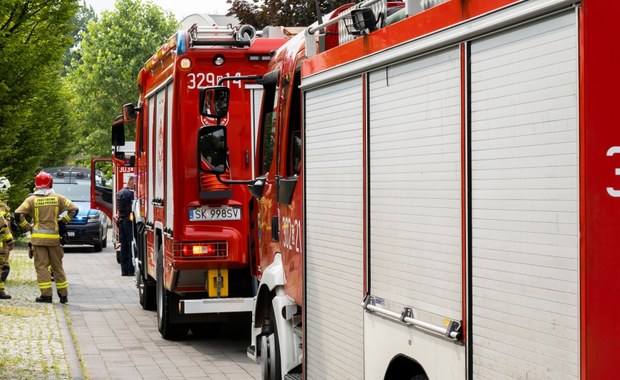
[189,206,241,221]
[67,231,75,237]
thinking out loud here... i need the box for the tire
[156,256,187,340]
[260,305,281,380]
[101,235,107,249]
[137,267,156,311]
[93,242,102,252]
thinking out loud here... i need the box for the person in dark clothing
[117,176,135,276]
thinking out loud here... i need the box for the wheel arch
[253,252,285,329]
[384,354,429,380]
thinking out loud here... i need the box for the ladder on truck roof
[188,24,257,47]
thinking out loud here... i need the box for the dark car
[44,167,109,252]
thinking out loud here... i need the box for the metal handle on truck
[362,295,461,341]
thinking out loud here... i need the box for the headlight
[87,212,101,222]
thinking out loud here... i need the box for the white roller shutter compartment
[368,47,463,326]
[305,76,364,380]
[470,12,579,379]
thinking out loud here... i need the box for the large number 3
[607,146,620,197]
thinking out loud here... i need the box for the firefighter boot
[0,290,10,299]
[57,292,67,304]
[35,296,52,303]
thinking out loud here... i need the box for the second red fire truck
[93,24,290,339]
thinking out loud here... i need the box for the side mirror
[199,86,230,118]
[198,125,227,174]
[123,103,137,122]
[248,176,266,199]
[112,117,125,146]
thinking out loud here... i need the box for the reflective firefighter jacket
[15,192,78,246]
[0,201,12,250]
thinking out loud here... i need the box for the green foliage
[62,1,97,75]
[66,0,178,160]
[227,0,352,27]
[0,0,79,209]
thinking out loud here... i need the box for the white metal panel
[148,97,155,220]
[368,47,462,327]
[305,76,364,380]
[470,12,579,379]
[246,84,263,178]
[155,90,165,201]
[165,84,173,228]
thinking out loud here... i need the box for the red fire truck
[93,24,290,340]
[201,0,620,378]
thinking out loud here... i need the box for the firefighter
[0,176,15,299]
[117,175,134,276]
[14,171,78,303]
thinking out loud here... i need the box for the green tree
[0,0,79,207]
[67,0,178,159]
[227,0,350,27]
[63,1,97,75]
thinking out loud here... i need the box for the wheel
[156,256,187,340]
[137,267,156,311]
[93,242,102,252]
[101,235,107,249]
[260,305,281,380]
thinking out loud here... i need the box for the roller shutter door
[305,76,365,379]
[470,12,579,379]
[368,46,463,327]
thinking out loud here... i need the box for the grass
[64,304,90,380]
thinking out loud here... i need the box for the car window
[53,180,91,202]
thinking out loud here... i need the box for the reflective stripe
[56,281,68,289]
[63,214,71,222]
[31,233,60,239]
[33,228,58,234]
[34,206,39,230]
[0,281,4,289]
[19,220,28,227]
[38,282,53,289]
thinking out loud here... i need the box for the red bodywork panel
[582,1,620,377]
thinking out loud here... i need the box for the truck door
[91,158,114,220]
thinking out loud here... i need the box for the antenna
[315,0,322,25]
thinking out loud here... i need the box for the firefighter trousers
[33,245,68,297]
[0,246,10,293]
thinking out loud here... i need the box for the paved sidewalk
[0,245,71,379]
[0,241,261,380]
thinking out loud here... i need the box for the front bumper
[65,223,103,246]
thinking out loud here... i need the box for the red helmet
[35,171,53,188]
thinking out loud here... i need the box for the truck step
[284,374,302,380]
[246,345,257,362]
